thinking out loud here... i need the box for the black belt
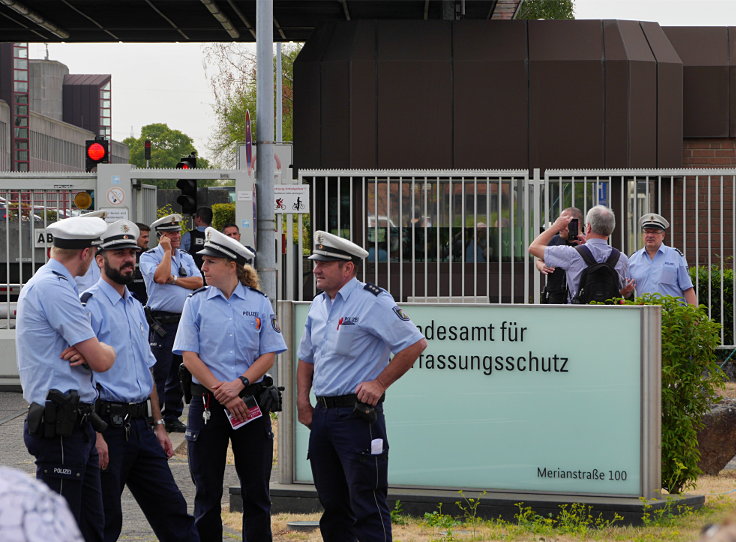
[315,394,385,408]
[150,310,181,324]
[96,400,148,420]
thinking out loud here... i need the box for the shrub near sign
[293,303,661,498]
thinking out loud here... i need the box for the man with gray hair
[529,205,631,303]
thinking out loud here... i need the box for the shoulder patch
[51,270,68,282]
[80,292,93,306]
[364,283,383,296]
[392,306,411,321]
[188,286,208,297]
[271,315,281,333]
[144,248,156,254]
[674,247,685,257]
[248,286,267,297]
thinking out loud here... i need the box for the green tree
[517,0,574,20]
[203,42,301,167]
[123,123,215,188]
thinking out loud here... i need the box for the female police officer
[173,227,286,542]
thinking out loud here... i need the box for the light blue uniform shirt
[139,245,201,313]
[628,243,693,300]
[16,259,98,405]
[544,238,629,303]
[172,284,287,384]
[181,226,206,254]
[297,277,425,397]
[74,259,100,292]
[84,279,156,403]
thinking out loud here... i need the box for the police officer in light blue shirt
[297,230,427,542]
[16,215,116,542]
[83,220,198,542]
[139,213,203,432]
[625,213,697,305]
[173,227,286,542]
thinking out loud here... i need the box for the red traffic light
[85,139,109,172]
[176,162,190,169]
[87,142,106,161]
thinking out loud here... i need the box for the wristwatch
[154,418,165,426]
[239,376,250,389]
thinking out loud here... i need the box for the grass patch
[220,470,736,541]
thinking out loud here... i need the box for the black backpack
[541,268,567,304]
[572,245,621,304]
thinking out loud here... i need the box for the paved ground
[0,390,242,541]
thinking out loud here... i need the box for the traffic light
[85,138,109,172]
[176,153,197,214]
[176,154,196,169]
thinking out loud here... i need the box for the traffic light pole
[256,0,277,304]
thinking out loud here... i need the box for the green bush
[212,203,235,231]
[618,294,724,493]
[689,265,734,346]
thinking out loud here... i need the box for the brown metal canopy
[0,0,520,43]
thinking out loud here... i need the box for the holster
[179,363,193,404]
[144,306,167,338]
[27,403,44,435]
[44,389,79,438]
[257,374,284,413]
[353,401,377,424]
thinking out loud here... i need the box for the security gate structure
[279,168,735,347]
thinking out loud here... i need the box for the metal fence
[280,168,736,348]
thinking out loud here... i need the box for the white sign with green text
[292,303,660,497]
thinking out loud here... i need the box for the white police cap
[640,213,669,230]
[308,230,369,262]
[197,227,255,265]
[98,220,140,251]
[47,216,107,249]
[150,213,182,232]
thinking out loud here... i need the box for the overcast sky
[27,0,736,165]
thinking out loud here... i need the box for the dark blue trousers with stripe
[309,404,392,542]
[24,419,104,542]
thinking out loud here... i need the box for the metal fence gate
[279,168,736,348]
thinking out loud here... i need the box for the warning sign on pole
[274,185,309,214]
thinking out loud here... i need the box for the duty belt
[315,394,385,408]
[96,400,148,420]
[149,310,181,324]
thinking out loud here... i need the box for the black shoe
[165,419,186,433]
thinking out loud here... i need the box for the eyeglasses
[643,228,664,235]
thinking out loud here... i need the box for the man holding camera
[297,231,427,542]
[139,213,203,433]
[529,205,631,303]
[534,207,584,303]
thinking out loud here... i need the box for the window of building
[11,43,29,172]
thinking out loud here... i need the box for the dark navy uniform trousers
[309,404,392,542]
[186,394,274,542]
[24,418,104,542]
[99,416,198,542]
[150,320,184,424]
